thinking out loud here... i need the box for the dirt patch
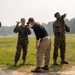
[0,66,75,75]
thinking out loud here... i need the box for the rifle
[61,14,67,20]
[61,14,70,32]
[60,14,67,24]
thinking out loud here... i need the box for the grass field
[0,34,75,72]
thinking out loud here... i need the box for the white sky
[0,0,75,26]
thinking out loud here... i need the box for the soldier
[13,18,31,66]
[27,18,51,72]
[53,12,70,65]
[0,22,1,27]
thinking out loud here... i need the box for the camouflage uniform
[14,25,31,63]
[53,20,69,62]
[0,22,1,27]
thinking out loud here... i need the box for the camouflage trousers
[53,38,66,61]
[36,36,51,67]
[14,43,28,63]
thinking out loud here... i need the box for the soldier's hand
[27,26,31,29]
[16,21,20,25]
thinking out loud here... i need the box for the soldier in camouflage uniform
[53,12,70,65]
[13,18,31,66]
[0,22,1,27]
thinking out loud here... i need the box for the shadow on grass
[32,64,63,75]
[49,64,63,72]
[0,63,63,75]
[1,64,23,75]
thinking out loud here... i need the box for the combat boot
[53,60,58,66]
[61,61,69,64]
[31,67,41,73]
[13,62,17,67]
[22,60,25,65]
[41,65,49,70]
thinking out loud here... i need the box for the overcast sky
[0,0,75,26]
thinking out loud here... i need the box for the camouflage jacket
[53,20,69,40]
[14,25,31,45]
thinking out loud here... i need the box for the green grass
[0,34,75,72]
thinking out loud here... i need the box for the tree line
[0,18,75,36]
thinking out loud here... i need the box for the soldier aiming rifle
[53,12,70,65]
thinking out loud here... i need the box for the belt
[40,36,49,42]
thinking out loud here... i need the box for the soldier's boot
[22,60,25,65]
[53,60,58,66]
[31,67,41,73]
[41,65,49,70]
[13,62,17,67]
[61,59,69,64]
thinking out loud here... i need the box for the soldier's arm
[27,28,31,35]
[13,24,19,33]
[64,23,69,28]
[13,22,20,33]
[64,23,70,32]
